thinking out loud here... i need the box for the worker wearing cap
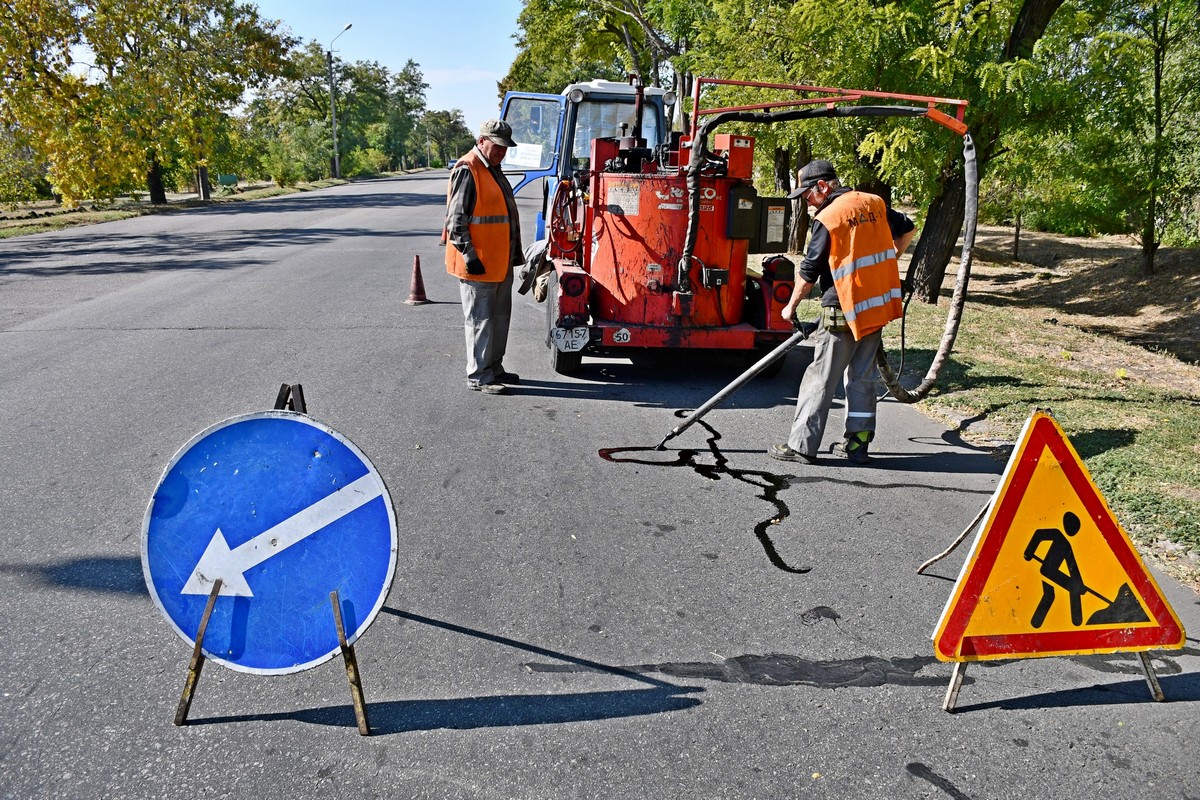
[769,160,915,465]
[444,119,525,395]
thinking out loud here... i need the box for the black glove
[466,257,486,276]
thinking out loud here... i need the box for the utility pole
[327,23,352,179]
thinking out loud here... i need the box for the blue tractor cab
[500,78,676,239]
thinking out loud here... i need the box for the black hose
[876,133,977,403]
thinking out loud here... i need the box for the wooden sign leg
[273,383,307,414]
[942,662,968,712]
[174,578,223,726]
[1138,652,1165,701]
[330,590,371,735]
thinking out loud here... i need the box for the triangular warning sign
[934,411,1185,661]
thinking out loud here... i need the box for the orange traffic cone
[405,254,430,305]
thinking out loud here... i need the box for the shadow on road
[952,669,1200,712]
[187,686,701,734]
[194,189,444,217]
[2,225,433,277]
[0,556,147,595]
[526,651,957,689]
[187,606,703,734]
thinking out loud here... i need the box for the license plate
[551,326,589,352]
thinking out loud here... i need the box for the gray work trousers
[787,324,883,457]
[459,268,514,384]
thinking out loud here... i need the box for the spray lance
[655,318,818,450]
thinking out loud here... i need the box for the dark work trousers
[458,268,514,385]
[786,324,883,457]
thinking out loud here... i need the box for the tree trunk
[675,72,692,133]
[1141,199,1158,275]
[856,176,893,206]
[196,166,212,201]
[773,146,790,194]
[908,169,966,303]
[788,140,812,254]
[907,0,1068,302]
[1012,210,1021,261]
[147,155,168,205]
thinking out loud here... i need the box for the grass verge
[862,292,1200,586]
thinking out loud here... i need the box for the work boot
[769,444,818,465]
[832,431,872,464]
[468,380,508,395]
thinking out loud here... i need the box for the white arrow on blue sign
[141,411,398,675]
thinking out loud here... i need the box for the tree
[0,0,294,205]
[502,0,644,95]
[0,123,49,204]
[411,110,474,166]
[1101,0,1200,272]
[903,0,1073,302]
[384,61,429,169]
[251,44,429,177]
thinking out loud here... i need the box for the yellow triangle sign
[934,411,1185,661]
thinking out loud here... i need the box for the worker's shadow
[186,608,703,735]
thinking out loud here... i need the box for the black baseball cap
[786,159,837,199]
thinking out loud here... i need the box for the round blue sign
[142,411,397,674]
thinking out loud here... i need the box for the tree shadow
[1069,427,1138,460]
[966,231,1200,364]
[195,189,444,217]
[526,651,960,689]
[0,556,147,595]
[2,226,432,278]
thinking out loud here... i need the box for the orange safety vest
[444,150,513,282]
[815,191,903,340]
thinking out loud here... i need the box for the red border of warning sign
[935,413,1184,661]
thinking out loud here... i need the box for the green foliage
[0,124,52,204]
[410,110,474,166]
[0,0,295,205]
[502,0,638,94]
[250,44,430,177]
[344,147,391,177]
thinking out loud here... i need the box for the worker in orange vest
[444,119,524,395]
[770,160,915,465]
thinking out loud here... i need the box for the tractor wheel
[546,271,583,375]
[747,344,788,378]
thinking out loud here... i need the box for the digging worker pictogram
[1023,511,1087,628]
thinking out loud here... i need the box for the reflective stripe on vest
[816,191,903,340]
[444,150,512,282]
[846,287,903,321]
[830,248,898,282]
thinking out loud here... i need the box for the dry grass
[894,225,1200,591]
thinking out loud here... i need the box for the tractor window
[501,97,561,170]
[571,99,662,162]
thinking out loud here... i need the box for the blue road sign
[142,411,397,675]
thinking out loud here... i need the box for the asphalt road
[1,173,1197,799]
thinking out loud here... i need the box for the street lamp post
[327,23,352,179]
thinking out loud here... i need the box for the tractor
[499,76,975,388]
